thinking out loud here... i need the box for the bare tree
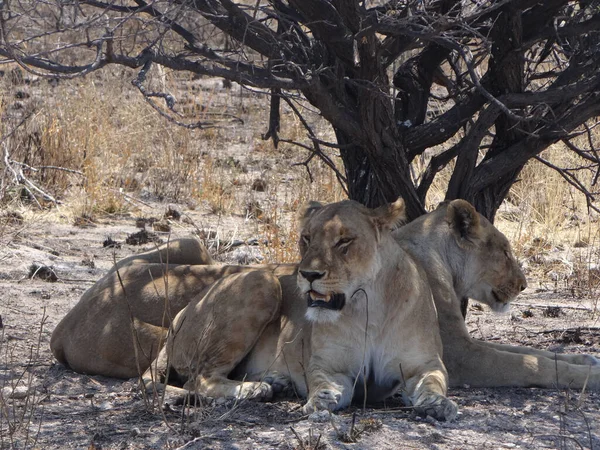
[1,0,599,220]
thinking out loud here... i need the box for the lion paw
[413,395,458,422]
[238,381,273,401]
[262,372,293,394]
[303,388,342,414]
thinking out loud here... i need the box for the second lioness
[143,199,457,420]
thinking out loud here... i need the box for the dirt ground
[1,205,599,450]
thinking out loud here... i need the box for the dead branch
[512,302,595,312]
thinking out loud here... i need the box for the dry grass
[0,310,47,449]
[1,63,599,300]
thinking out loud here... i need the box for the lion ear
[372,198,406,231]
[446,199,482,244]
[297,201,323,229]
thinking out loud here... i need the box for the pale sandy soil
[1,207,599,450]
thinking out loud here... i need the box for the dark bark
[449,5,526,221]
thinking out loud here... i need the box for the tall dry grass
[1,64,598,296]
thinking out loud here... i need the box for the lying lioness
[51,200,599,392]
[395,200,599,388]
[142,199,457,420]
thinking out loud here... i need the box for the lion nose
[300,270,325,283]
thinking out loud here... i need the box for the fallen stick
[532,326,600,335]
[512,302,595,312]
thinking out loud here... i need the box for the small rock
[135,217,148,229]
[126,229,162,246]
[153,220,171,232]
[103,237,121,249]
[2,385,30,400]
[543,306,562,318]
[308,410,331,423]
[98,401,114,410]
[522,309,534,318]
[251,178,267,192]
[164,206,181,220]
[28,264,58,282]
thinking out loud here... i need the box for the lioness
[394,199,599,388]
[51,200,599,391]
[142,199,457,420]
[50,238,216,378]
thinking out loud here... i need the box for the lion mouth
[492,290,505,304]
[307,291,346,310]
[490,290,511,312]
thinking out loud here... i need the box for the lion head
[296,199,406,323]
[442,199,527,312]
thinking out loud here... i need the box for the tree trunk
[301,30,427,220]
[469,5,525,222]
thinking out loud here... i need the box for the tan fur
[140,199,456,420]
[51,199,600,411]
[295,199,456,419]
[51,239,217,378]
[106,237,213,273]
[394,199,600,389]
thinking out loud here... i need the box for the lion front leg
[403,359,458,422]
[303,369,354,414]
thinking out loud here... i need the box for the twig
[10,162,85,177]
[3,144,62,208]
[131,59,243,130]
[280,96,348,194]
[531,327,600,335]
[512,302,594,312]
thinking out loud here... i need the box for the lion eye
[336,237,354,249]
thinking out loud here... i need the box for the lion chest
[352,339,405,402]
[316,323,405,401]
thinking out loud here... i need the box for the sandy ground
[1,206,599,450]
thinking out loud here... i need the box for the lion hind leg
[163,270,283,402]
[109,238,213,273]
